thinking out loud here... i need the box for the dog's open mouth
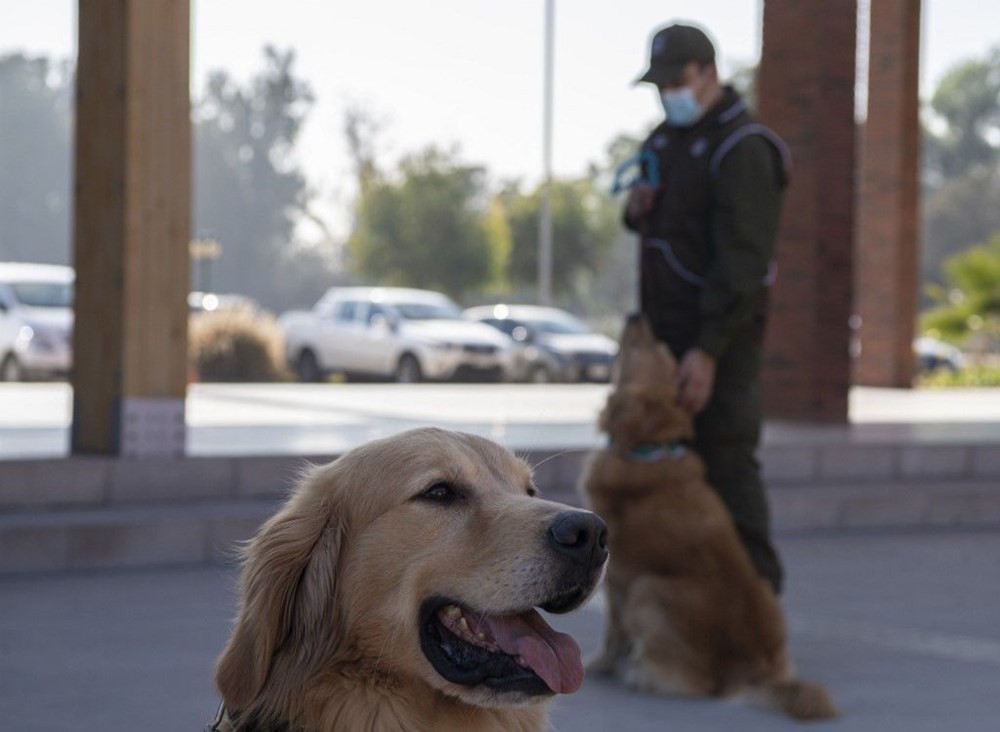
[419,597,584,696]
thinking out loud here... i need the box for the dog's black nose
[548,511,608,568]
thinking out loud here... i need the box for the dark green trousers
[660,317,784,594]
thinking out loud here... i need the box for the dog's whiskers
[528,449,576,473]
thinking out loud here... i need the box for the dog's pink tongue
[486,609,584,694]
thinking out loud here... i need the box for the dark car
[463,304,618,383]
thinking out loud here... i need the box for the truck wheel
[0,354,23,382]
[394,354,422,383]
[296,350,323,383]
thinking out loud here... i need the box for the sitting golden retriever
[211,427,608,732]
[579,314,837,721]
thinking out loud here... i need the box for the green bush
[920,232,1000,344]
[918,363,1000,387]
[189,306,290,382]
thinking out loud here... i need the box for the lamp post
[538,0,555,306]
[189,237,222,293]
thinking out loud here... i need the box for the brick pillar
[758,0,857,422]
[855,0,921,386]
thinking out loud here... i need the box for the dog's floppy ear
[215,471,343,711]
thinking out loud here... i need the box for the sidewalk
[3,384,1000,458]
[1,530,998,731]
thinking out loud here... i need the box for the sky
[2,0,999,237]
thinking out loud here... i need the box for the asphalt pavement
[2,529,998,731]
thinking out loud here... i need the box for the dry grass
[189,306,291,382]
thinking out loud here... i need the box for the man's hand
[626,183,657,221]
[676,348,716,415]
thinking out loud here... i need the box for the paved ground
[2,383,999,729]
[2,529,998,731]
[3,383,1000,459]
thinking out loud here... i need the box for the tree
[347,146,498,299]
[921,47,1000,305]
[343,102,385,198]
[924,50,1000,179]
[489,131,643,316]
[921,232,1000,350]
[193,46,333,312]
[0,54,73,264]
[500,177,617,301]
[729,62,758,111]
[921,167,1000,297]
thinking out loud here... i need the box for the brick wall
[855,0,921,386]
[758,0,858,421]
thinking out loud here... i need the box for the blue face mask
[661,87,704,127]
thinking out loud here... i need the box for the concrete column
[72,0,191,456]
[855,0,921,386]
[758,0,858,422]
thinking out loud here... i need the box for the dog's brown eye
[418,481,460,503]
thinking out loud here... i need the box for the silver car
[463,304,619,383]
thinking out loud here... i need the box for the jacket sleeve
[622,203,641,233]
[696,134,785,357]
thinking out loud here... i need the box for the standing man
[624,22,790,594]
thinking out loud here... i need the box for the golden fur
[579,315,837,721]
[214,427,607,732]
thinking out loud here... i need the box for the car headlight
[15,325,35,349]
[18,325,61,351]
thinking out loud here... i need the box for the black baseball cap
[635,23,716,86]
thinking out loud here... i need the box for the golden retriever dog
[579,314,837,721]
[211,427,608,732]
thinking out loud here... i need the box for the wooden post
[72,0,191,455]
[758,0,858,421]
[855,0,921,386]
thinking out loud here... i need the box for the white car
[279,287,514,383]
[0,263,74,381]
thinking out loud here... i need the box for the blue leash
[611,148,661,316]
[611,148,660,194]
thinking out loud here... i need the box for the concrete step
[2,443,999,574]
[2,477,999,575]
[0,501,275,574]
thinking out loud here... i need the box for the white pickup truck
[279,287,515,383]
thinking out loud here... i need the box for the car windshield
[523,316,589,335]
[393,301,462,320]
[9,281,74,308]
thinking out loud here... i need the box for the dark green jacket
[625,87,790,358]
